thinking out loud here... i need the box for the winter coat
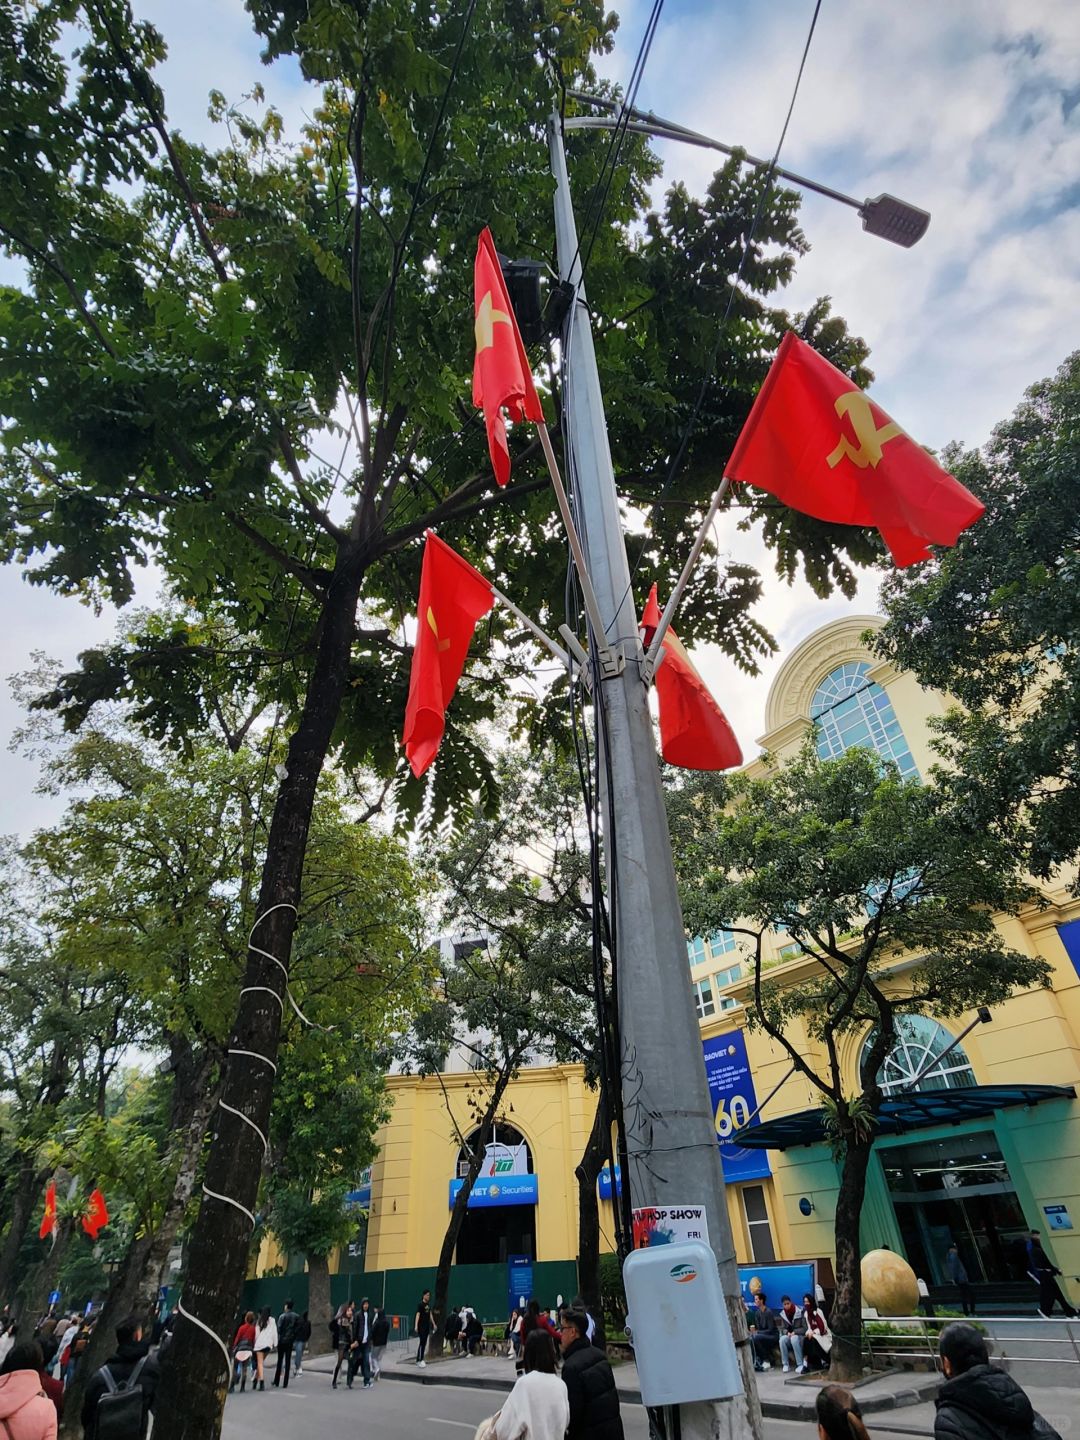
[276,1309,301,1347]
[0,1370,57,1440]
[778,1305,806,1337]
[371,1314,391,1348]
[254,1317,278,1352]
[80,1341,159,1440]
[494,1370,570,1440]
[36,1370,63,1422]
[934,1362,1056,1440]
[561,1338,624,1440]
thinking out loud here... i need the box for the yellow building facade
[260,615,1080,1312]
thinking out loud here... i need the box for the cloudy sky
[3,0,1078,831]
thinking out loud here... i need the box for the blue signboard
[48,1290,61,1307]
[1059,920,1080,979]
[738,1261,816,1308]
[598,1166,622,1199]
[448,1174,539,1209]
[702,1031,772,1183]
[508,1254,533,1313]
[345,1165,373,1209]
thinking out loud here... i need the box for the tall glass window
[811,662,919,781]
[860,1015,976,1096]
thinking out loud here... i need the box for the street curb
[370,1365,941,1419]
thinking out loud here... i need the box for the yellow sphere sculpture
[861,1249,919,1315]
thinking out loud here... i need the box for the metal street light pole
[564,90,931,247]
[548,114,763,1440]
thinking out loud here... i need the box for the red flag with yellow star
[403,531,494,778]
[39,1181,57,1240]
[642,585,742,772]
[473,227,544,487]
[82,1188,109,1241]
[726,331,984,566]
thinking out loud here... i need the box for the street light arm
[563,92,930,247]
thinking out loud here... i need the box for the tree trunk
[153,547,368,1440]
[307,1252,332,1355]
[829,1137,874,1381]
[18,1213,75,1329]
[429,1066,517,1360]
[575,1091,608,1347]
[0,1158,45,1309]
[59,1043,219,1439]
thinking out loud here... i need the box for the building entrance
[456,1204,536,1265]
[453,1122,537,1265]
[880,1130,1028,1284]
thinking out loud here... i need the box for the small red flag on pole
[473,227,544,487]
[726,332,984,566]
[403,532,495,778]
[82,1188,110,1241]
[642,585,743,772]
[39,1181,57,1240]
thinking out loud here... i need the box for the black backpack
[94,1355,148,1440]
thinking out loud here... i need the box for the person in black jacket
[934,1322,1063,1440]
[81,1314,159,1440]
[370,1308,390,1380]
[273,1299,301,1389]
[559,1309,624,1440]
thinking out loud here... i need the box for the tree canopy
[877,349,1080,891]
[667,743,1051,1376]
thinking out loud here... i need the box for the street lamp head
[859,193,931,248]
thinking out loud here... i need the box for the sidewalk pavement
[304,1347,956,1421]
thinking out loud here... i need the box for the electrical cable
[625,0,824,598]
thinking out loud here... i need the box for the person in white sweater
[494,1330,569,1440]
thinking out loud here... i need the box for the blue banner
[598,1165,622,1199]
[703,1031,772,1183]
[508,1254,533,1312]
[448,1174,539,1209]
[738,1261,816,1308]
[345,1166,372,1209]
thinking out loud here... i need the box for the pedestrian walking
[749,1292,779,1372]
[294,1311,311,1376]
[476,1330,568,1440]
[81,1314,159,1439]
[0,1342,57,1440]
[347,1298,374,1389]
[370,1307,390,1380]
[559,1309,624,1440]
[935,1321,1064,1440]
[945,1245,976,1317]
[802,1293,832,1372]
[778,1295,806,1372]
[331,1301,355,1389]
[816,1384,871,1440]
[253,1306,277,1391]
[414,1289,433,1367]
[230,1311,257,1393]
[272,1298,301,1389]
[1025,1229,1077,1319]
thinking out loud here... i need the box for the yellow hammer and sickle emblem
[826,392,903,470]
[474,290,511,353]
[426,607,451,653]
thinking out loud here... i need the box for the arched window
[811,662,919,781]
[860,1015,977,1097]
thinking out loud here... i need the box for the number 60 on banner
[714,1093,752,1138]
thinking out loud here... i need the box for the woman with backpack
[252,1307,277,1392]
[229,1311,257,1394]
[0,1342,57,1439]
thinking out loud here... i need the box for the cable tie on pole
[176,1299,233,1379]
[201,1184,256,1228]
[218,1100,269,1155]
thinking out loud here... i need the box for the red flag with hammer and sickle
[82,1188,110,1241]
[473,227,544,487]
[642,585,742,772]
[726,332,984,566]
[403,531,494,778]
[39,1181,57,1240]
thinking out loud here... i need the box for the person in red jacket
[229,1312,257,1393]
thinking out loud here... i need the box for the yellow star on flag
[474,289,511,353]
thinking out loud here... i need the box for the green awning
[733,1083,1076,1151]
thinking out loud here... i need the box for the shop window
[693,978,715,1019]
[861,1015,976,1097]
[742,1185,776,1263]
[810,662,919,781]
